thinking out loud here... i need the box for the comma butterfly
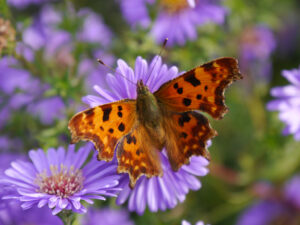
[68,57,243,187]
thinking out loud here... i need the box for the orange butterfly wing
[163,111,217,171]
[116,125,163,187]
[68,100,136,161]
[154,57,243,119]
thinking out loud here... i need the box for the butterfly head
[136,80,150,95]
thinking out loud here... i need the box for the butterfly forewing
[154,57,243,119]
[68,100,136,161]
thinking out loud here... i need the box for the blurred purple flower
[267,66,300,140]
[83,55,210,214]
[27,97,65,125]
[120,0,226,46]
[240,25,276,61]
[0,136,23,152]
[82,208,134,225]
[7,0,53,9]
[1,144,121,215]
[77,9,113,47]
[78,50,115,92]
[182,220,207,225]
[22,6,73,65]
[239,25,276,81]
[120,0,153,28]
[151,0,226,46]
[0,56,66,126]
[236,176,300,225]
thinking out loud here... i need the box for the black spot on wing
[178,112,191,127]
[85,108,94,116]
[180,132,188,139]
[183,98,192,106]
[197,94,202,100]
[118,123,125,132]
[202,61,214,71]
[126,135,132,144]
[173,83,178,89]
[177,88,183,94]
[108,128,114,133]
[184,72,201,87]
[118,112,123,118]
[132,135,137,144]
[103,107,112,122]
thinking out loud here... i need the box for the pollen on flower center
[160,0,191,13]
[36,165,84,198]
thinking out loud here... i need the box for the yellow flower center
[35,165,84,198]
[160,0,191,13]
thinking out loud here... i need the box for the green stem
[57,210,76,225]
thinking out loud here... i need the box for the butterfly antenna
[145,38,168,83]
[97,59,136,85]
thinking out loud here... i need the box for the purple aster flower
[239,25,276,81]
[236,176,300,225]
[83,55,210,214]
[82,208,134,225]
[1,144,121,215]
[267,66,300,140]
[120,0,226,46]
[182,220,207,225]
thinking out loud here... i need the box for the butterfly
[68,57,243,187]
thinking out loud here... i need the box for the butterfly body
[136,80,164,133]
[69,57,243,187]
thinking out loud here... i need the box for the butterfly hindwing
[163,111,217,171]
[116,125,163,187]
[68,100,136,161]
[154,57,243,119]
